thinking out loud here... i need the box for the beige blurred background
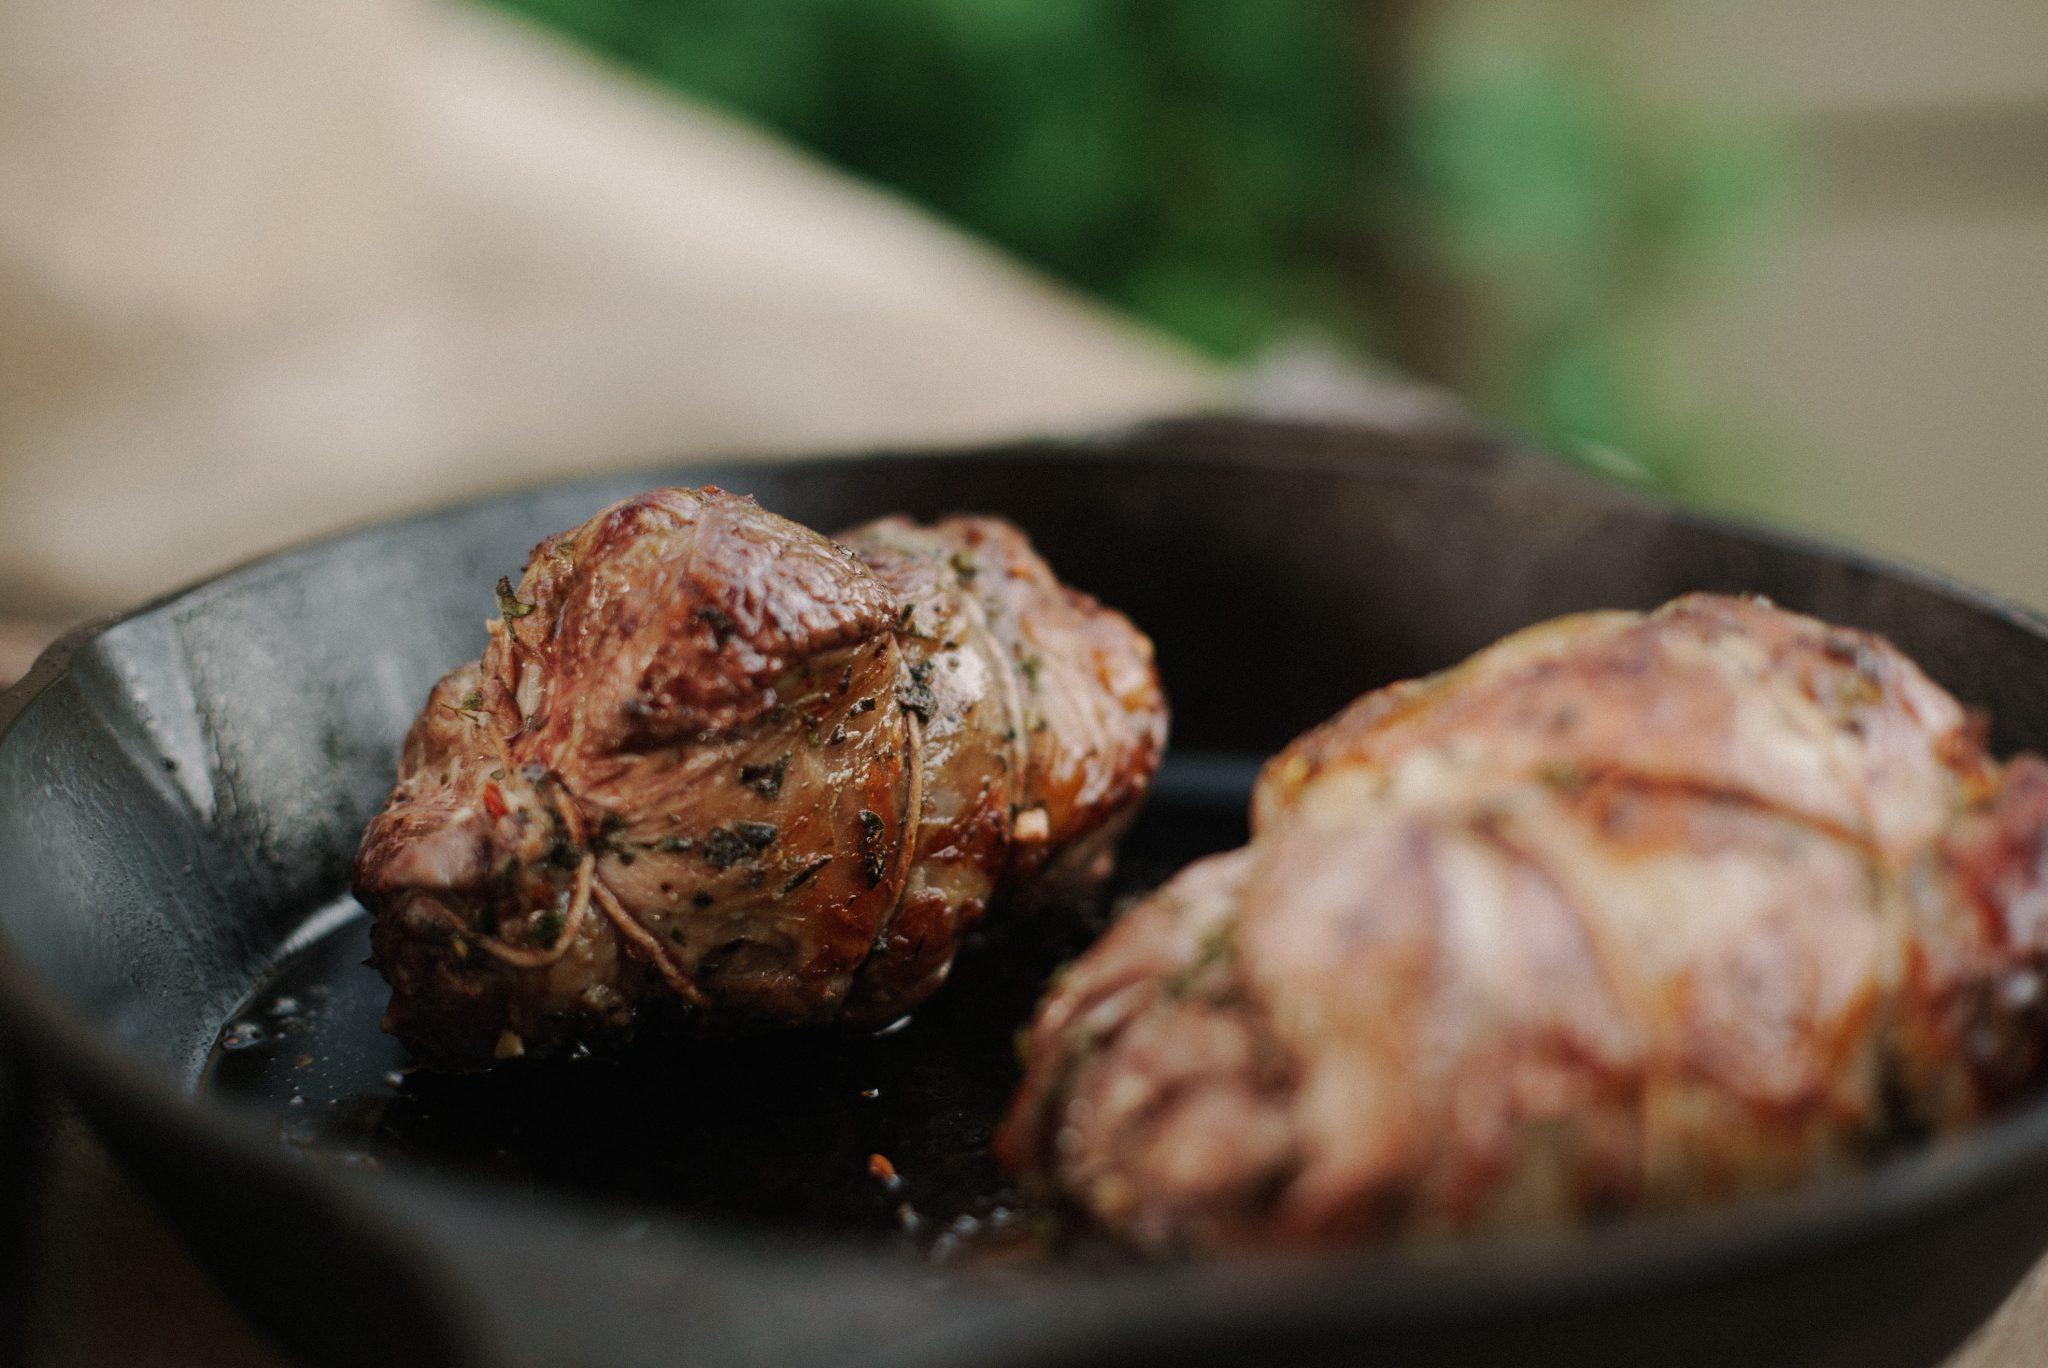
[0,0,1220,641]
[0,0,2041,654]
[1635,0,2048,609]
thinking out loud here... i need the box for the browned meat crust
[999,595,2048,1249]
[354,488,1165,1069]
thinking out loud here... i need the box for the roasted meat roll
[999,594,2048,1249]
[355,488,1165,1069]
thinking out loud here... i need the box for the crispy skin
[1000,595,2048,1249]
[355,488,1164,1069]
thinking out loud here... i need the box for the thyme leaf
[858,809,887,886]
[694,605,736,646]
[495,576,535,619]
[739,756,787,800]
[781,856,833,894]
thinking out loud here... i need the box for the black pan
[6,417,2048,1368]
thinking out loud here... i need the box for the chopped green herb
[700,821,777,869]
[739,756,787,800]
[461,690,485,710]
[532,908,565,944]
[694,604,736,645]
[948,549,979,581]
[781,856,832,894]
[1017,653,1044,689]
[1163,920,1236,999]
[858,809,888,886]
[658,835,695,854]
[700,828,751,869]
[897,685,935,721]
[495,576,535,619]
[897,664,936,721]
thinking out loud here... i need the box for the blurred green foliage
[491,0,1784,477]
[1398,4,1786,478]
[497,0,1370,359]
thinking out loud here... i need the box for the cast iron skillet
[6,418,2048,1368]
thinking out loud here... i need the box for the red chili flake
[482,783,509,819]
[867,1153,900,1187]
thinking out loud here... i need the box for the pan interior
[10,433,2048,1261]
[199,756,1248,1258]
